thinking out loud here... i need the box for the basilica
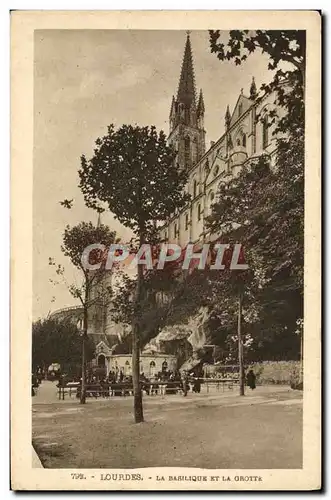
[52,32,279,376]
[161,32,278,247]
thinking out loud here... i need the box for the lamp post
[238,289,245,396]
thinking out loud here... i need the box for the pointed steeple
[169,95,176,117]
[177,32,196,109]
[169,95,176,133]
[168,33,206,167]
[225,105,233,151]
[250,76,257,100]
[225,105,231,129]
[96,207,104,228]
[197,89,205,116]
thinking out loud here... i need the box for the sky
[33,29,274,320]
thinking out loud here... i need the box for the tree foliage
[50,221,117,307]
[205,29,305,360]
[32,317,94,374]
[79,125,190,236]
[61,221,116,274]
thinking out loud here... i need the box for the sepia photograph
[11,10,321,491]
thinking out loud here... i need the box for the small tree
[50,221,117,403]
[79,124,190,422]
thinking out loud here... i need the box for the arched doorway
[98,354,106,367]
[124,360,131,376]
[162,361,168,373]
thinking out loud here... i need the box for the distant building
[91,351,177,378]
[49,305,83,328]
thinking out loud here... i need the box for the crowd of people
[70,369,203,398]
[33,364,257,398]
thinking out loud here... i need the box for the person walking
[246,369,256,390]
[181,371,189,397]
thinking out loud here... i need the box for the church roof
[230,92,251,127]
[176,33,197,108]
[89,333,118,349]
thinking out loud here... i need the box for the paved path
[32,385,302,469]
[33,380,59,404]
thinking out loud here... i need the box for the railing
[57,378,239,400]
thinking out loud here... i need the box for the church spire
[225,105,231,130]
[176,32,196,109]
[197,89,205,116]
[168,32,205,167]
[250,76,257,100]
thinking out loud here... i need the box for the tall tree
[79,124,190,422]
[50,221,116,403]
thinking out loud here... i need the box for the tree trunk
[132,255,144,423]
[132,322,143,423]
[300,326,303,384]
[238,289,245,396]
[80,334,86,404]
[80,284,89,404]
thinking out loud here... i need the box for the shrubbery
[248,360,302,387]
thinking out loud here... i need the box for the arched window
[238,103,243,116]
[192,139,198,165]
[209,191,215,214]
[149,361,156,377]
[242,133,247,148]
[262,117,269,149]
[236,138,241,146]
[184,136,191,167]
[193,179,197,198]
[162,361,168,372]
[198,204,202,221]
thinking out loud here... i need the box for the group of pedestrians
[44,364,258,399]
